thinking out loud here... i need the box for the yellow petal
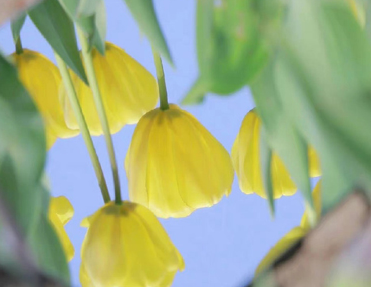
[300,180,322,229]
[255,226,306,276]
[308,146,321,177]
[46,128,57,149]
[81,201,184,287]
[48,197,75,262]
[12,50,79,144]
[126,104,234,218]
[61,42,159,136]
[80,263,95,287]
[49,196,74,225]
[232,110,296,199]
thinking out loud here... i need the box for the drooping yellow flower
[60,42,159,136]
[232,109,321,199]
[80,201,184,287]
[12,50,79,148]
[125,104,234,218]
[48,196,74,262]
[255,181,321,275]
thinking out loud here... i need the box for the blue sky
[0,1,308,286]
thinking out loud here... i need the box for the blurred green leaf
[27,215,70,285]
[0,54,46,233]
[11,13,26,43]
[29,0,88,83]
[123,0,172,64]
[259,127,275,216]
[59,0,106,54]
[183,0,270,104]
[77,0,106,54]
[251,62,314,211]
[58,0,79,18]
[77,0,101,16]
[272,0,371,210]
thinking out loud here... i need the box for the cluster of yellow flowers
[13,41,321,286]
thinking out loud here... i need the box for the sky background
[0,1,313,286]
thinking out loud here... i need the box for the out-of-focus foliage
[0,54,46,233]
[59,0,107,55]
[182,0,281,104]
[0,54,70,283]
[10,13,26,43]
[271,0,371,212]
[28,0,88,83]
[123,0,173,64]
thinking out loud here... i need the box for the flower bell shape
[125,104,234,218]
[48,196,74,261]
[255,181,321,275]
[12,50,79,148]
[60,42,159,136]
[232,109,321,199]
[80,201,184,287]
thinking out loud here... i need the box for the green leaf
[27,215,70,285]
[59,0,106,54]
[77,0,101,16]
[259,127,275,216]
[58,0,79,19]
[0,54,46,233]
[251,61,314,211]
[29,0,88,83]
[11,13,26,42]
[183,0,271,104]
[123,0,172,64]
[77,0,106,54]
[272,0,371,210]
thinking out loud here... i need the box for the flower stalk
[55,53,110,203]
[15,37,23,54]
[77,29,122,204]
[151,48,169,110]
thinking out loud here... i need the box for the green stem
[55,53,111,204]
[77,28,122,204]
[151,48,169,110]
[15,37,23,54]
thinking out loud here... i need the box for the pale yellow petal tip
[50,196,74,225]
[300,180,322,229]
[80,217,90,228]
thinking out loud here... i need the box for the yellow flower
[80,201,184,287]
[255,181,321,275]
[125,104,234,218]
[48,196,74,262]
[232,109,321,199]
[60,42,159,136]
[12,50,79,148]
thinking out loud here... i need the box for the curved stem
[15,37,23,54]
[151,47,169,110]
[55,53,111,204]
[77,29,122,204]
